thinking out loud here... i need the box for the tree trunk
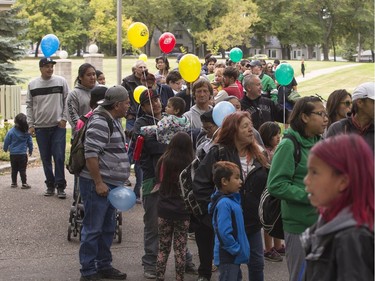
[332,37,336,61]
[322,42,329,61]
[35,41,40,58]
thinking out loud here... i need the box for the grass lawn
[15,57,374,96]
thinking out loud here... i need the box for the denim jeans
[142,192,160,273]
[35,126,66,187]
[219,263,242,281]
[79,177,116,276]
[246,230,264,281]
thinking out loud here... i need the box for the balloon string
[189,84,193,143]
[283,86,286,125]
[142,71,159,140]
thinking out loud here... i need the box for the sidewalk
[0,165,289,281]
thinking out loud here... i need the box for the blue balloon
[213,101,236,127]
[108,187,136,212]
[40,34,60,58]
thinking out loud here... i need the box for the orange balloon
[178,54,201,82]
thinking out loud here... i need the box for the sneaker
[57,189,66,199]
[211,263,218,272]
[21,183,31,189]
[80,273,102,281]
[98,267,127,280]
[273,245,286,256]
[143,271,156,279]
[197,276,209,281]
[264,248,283,262]
[135,198,142,204]
[44,188,55,196]
[10,183,17,188]
[185,262,198,275]
[124,179,132,186]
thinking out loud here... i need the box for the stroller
[67,178,123,243]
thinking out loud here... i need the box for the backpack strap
[95,111,114,135]
[283,134,301,168]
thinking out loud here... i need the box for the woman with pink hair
[302,134,374,281]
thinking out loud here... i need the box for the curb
[0,157,39,173]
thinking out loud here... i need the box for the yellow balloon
[134,85,147,104]
[178,54,201,82]
[127,22,149,48]
[139,54,148,62]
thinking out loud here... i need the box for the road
[0,164,289,281]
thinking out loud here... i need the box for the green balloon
[229,47,243,63]
[275,63,294,86]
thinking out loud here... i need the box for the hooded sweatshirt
[301,207,374,281]
[208,190,250,266]
[3,127,33,155]
[267,128,321,234]
[66,83,93,128]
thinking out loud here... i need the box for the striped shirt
[80,108,130,186]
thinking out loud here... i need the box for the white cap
[352,82,375,101]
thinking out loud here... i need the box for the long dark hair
[326,89,351,129]
[14,113,28,133]
[156,132,194,196]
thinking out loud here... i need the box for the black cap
[140,89,160,105]
[39,58,56,67]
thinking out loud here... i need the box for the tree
[15,0,93,56]
[0,7,28,85]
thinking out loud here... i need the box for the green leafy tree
[0,7,28,85]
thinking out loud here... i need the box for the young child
[3,113,33,189]
[302,134,374,281]
[155,132,194,281]
[208,161,250,281]
[258,121,285,262]
[140,96,190,144]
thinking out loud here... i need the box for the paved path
[0,165,289,281]
[295,63,361,84]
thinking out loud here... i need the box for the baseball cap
[249,60,262,67]
[176,53,184,63]
[352,82,375,101]
[39,58,56,67]
[97,85,128,106]
[274,59,280,65]
[140,89,160,105]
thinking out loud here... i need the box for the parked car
[249,54,269,60]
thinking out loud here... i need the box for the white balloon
[88,44,98,54]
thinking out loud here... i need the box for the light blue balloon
[108,187,136,212]
[40,34,60,58]
[213,101,236,127]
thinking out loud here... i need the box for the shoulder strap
[283,134,301,168]
[217,144,225,161]
[94,111,114,135]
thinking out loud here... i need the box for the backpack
[179,145,225,217]
[66,112,113,175]
[259,134,301,239]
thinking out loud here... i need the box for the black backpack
[259,134,301,239]
[66,112,113,175]
[179,145,225,217]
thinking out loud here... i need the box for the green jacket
[267,128,320,234]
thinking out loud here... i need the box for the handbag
[259,188,284,239]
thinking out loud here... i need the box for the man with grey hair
[326,82,374,151]
[241,74,288,130]
[79,86,131,281]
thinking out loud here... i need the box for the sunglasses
[340,101,352,107]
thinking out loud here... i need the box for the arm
[85,157,109,196]
[27,134,33,155]
[61,78,70,125]
[3,130,11,152]
[267,139,310,203]
[26,84,35,130]
[272,100,290,124]
[66,90,80,128]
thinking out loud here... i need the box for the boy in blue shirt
[208,161,250,281]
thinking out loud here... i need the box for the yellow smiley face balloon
[127,22,149,48]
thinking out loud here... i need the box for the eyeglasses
[311,111,328,118]
[340,101,352,107]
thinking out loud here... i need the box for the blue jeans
[35,126,66,187]
[246,230,264,281]
[219,264,242,281]
[142,192,160,272]
[79,177,116,276]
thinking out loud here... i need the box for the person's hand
[58,120,67,128]
[95,182,109,197]
[28,127,35,137]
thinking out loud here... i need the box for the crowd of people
[3,54,374,281]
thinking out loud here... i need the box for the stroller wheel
[117,211,123,225]
[67,225,72,241]
[117,228,122,243]
[79,225,82,241]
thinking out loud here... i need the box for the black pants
[194,215,215,279]
[10,154,28,184]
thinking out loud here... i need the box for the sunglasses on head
[340,101,352,107]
